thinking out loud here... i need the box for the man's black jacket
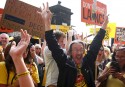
[45,29,106,87]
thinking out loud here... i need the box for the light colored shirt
[44,46,59,86]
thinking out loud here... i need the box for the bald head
[0,33,9,49]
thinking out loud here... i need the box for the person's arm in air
[83,15,109,65]
[38,3,67,69]
[9,29,34,87]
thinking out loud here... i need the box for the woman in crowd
[97,46,125,87]
[23,43,40,87]
[30,44,44,87]
[0,30,39,87]
[35,44,43,58]
[0,29,34,87]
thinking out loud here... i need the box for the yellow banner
[107,23,116,38]
[51,25,70,33]
[104,29,109,40]
[89,23,116,39]
[90,28,100,34]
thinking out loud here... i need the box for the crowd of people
[0,2,125,87]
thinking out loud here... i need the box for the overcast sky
[0,0,125,34]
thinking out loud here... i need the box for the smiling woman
[97,46,125,87]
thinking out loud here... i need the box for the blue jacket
[45,29,106,87]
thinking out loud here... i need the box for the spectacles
[71,49,84,53]
[115,57,125,60]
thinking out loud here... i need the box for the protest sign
[0,8,3,20]
[0,0,44,38]
[0,8,13,33]
[114,27,125,44]
[106,23,116,38]
[81,0,107,26]
[90,23,116,40]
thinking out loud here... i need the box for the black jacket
[45,29,106,87]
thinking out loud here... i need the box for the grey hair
[67,40,85,55]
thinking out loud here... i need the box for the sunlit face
[71,43,84,65]
[58,36,65,49]
[0,34,9,46]
[30,45,35,53]
[35,46,41,55]
[115,50,125,67]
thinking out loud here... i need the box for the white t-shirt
[44,46,59,86]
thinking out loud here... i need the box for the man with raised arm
[39,2,109,87]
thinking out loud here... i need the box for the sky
[0,0,125,34]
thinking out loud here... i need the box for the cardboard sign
[114,27,125,44]
[81,0,107,26]
[0,8,3,20]
[0,0,44,38]
[0,8,13,33]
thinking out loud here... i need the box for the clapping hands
[9,29,31,62]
